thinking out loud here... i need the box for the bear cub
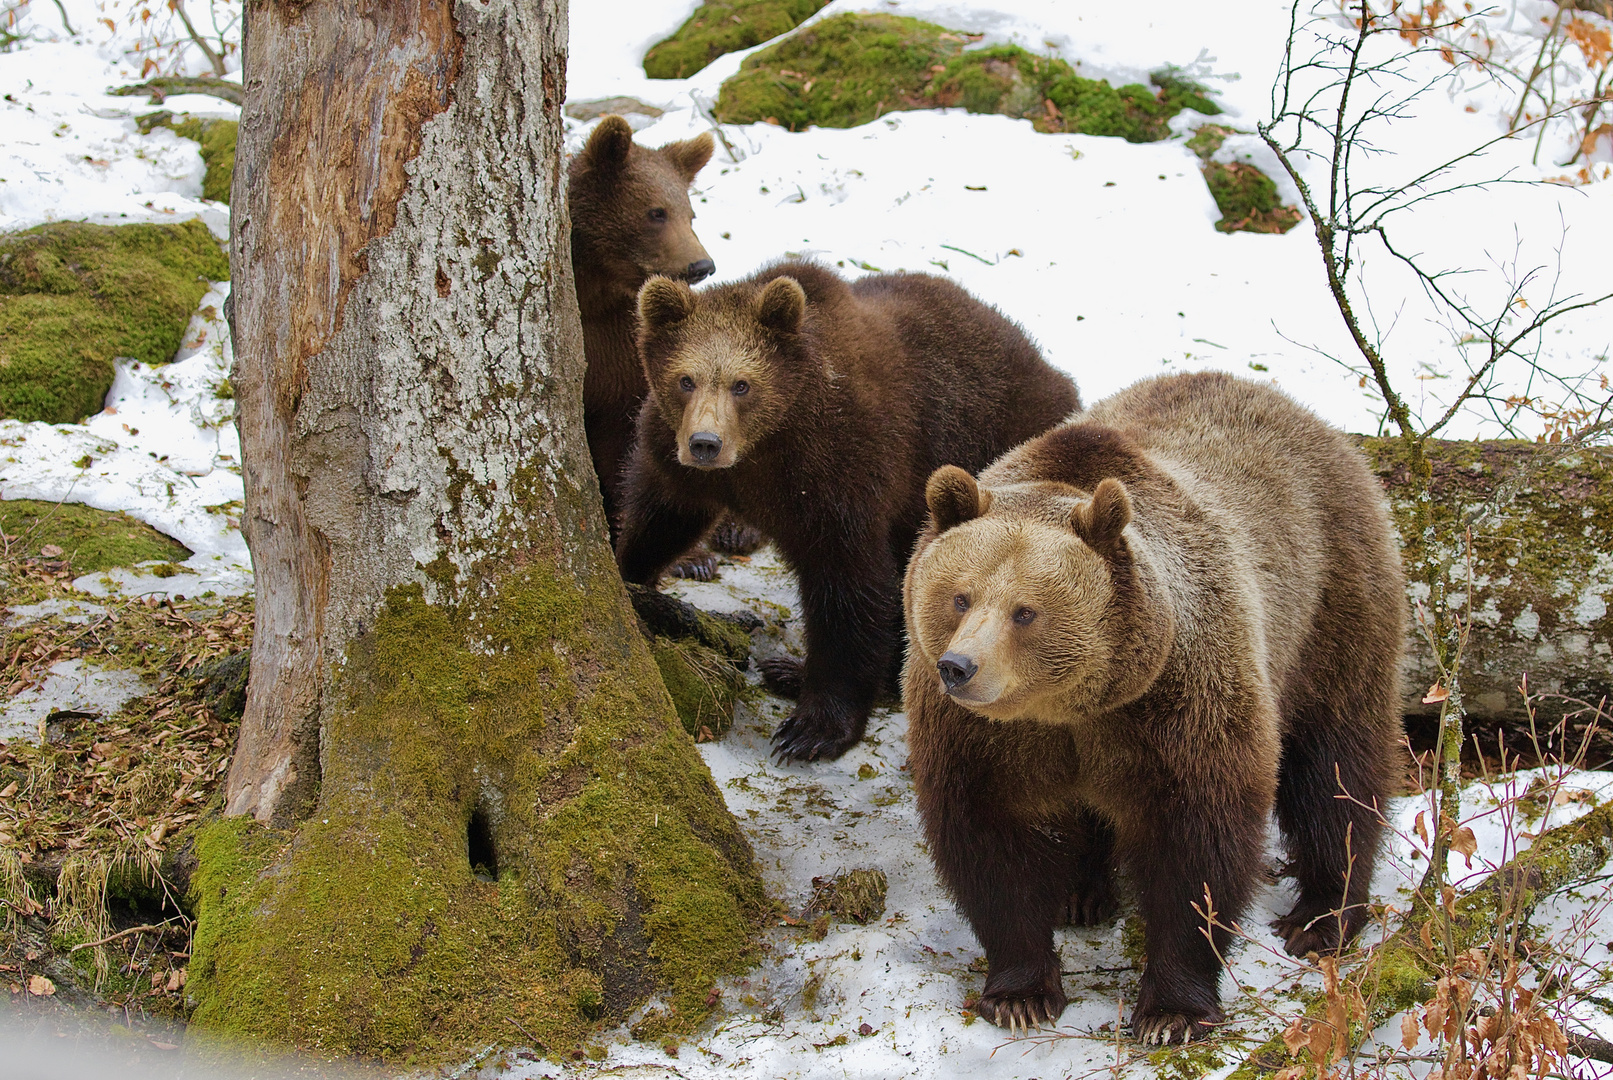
[616,261,1080,763]
[903,372,1405,1043]
[568,115,759,576]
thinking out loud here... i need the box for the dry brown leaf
[1402,1009,1421,1049]
[0,780,17,799]
[1281,1015,1309,1055]
[26,975,55,996]
[1414,809,1430,848]
[1451,825,1478,867]
[1422,681,1450,704]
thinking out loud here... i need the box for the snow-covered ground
[2,0,1612,1076]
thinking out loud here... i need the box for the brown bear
[903,371,1405,1044]
[615,261,1081,763]
[569,115,757,577]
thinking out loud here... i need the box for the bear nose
[937,651,978,693]
[684,258,715,284]
[688,431,723,463]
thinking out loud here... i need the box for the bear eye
[953,594,969,613]
[678,375,695,392]
[648,207,668,224]
[1013,607,1037,625]
[732,380,749,396]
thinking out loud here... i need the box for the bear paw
[1130,1007,1221,1045]
[757,656,804,699]
[1273,903,1359,957]
[974,984,1067,1034]
[709,518,764,555]
[668,546,720,582]
[1063,881,1120,927]
[770,698,863,762]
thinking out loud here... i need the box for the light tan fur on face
[662,335,768,468]
[908,515,1117,722]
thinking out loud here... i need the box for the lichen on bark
[1361,438,1613,723]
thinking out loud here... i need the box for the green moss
[1120,913,1147,967]
[1203,160,1302,234]
[188,570,769,1063]
[806,868,887,924]
[0,498,191,574]
[713,15,1218,135]
[1147,1041,1226,1079]
[650,638,744,738]
[643,0,831,79]
[139,112,237,204]
[0,219,229,423]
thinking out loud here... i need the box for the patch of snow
[0,658,148,745]
[4,596,107,628]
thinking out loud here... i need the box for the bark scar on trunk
[264,3,464,412]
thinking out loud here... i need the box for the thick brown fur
[569,116,722,558]
[616,260,1081,762]
[903,371,1405,1043]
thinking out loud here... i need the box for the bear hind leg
[1273,701,1395,956]
[1060,810,1119,927]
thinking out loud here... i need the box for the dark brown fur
[616,261,1081,762]
[904,371,1405,1043]
[569,115,715,536]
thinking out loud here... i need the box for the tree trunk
[196,0,765,1061]
[1362,440,1613,732]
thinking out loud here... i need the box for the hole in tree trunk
[468,805,498,882]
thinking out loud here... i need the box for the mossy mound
[643,0,831,79]
[806,867,887,924]
[187,571,770,1063]
[138,112,238,203]
[1203,161,1301,234]
[0,498,191,574]
[712,13,1218,136]
[1186,124,1302,235]
[0,219,229,423]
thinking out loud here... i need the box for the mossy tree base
[189,577,766,1061]
[712,14,1219,136]
[0,219,228,423]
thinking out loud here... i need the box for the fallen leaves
[26,974,55,996]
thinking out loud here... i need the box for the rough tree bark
[195,0,765,1061]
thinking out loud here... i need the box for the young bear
[570,116,757,575]
[904,372,1405,1043]
[616,261,1080,763]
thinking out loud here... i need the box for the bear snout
[688,431,724,464]
[684,258,716,283]
[936,651,979,693]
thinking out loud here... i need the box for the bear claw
[974,988,1067,1033]
[668,546,720,582]
[1130,1008,1219,1045]
[770,701,861,763]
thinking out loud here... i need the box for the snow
[2,0,1612,1076]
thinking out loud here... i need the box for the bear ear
[638,276,696,332]
[582,115,634,173]
[757,277,806,335]
[1069,478,1132,556]
[663,132,715,181]
[926,466,992,532]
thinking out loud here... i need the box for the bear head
[568,115,716,306]
[636,273,811,470]
[904,465,1172,724]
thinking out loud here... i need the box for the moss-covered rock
[138,112,238,204]
[1362,438,1613,724]
[713,13,1219,135]
[0,220,229,423]
[643,0,831,79]
[187,571,770,1063]
[0,498,191,574]
[1186,124,1302,234]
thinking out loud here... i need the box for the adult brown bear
[616,261,1080,763]
[904,371,1404,1043]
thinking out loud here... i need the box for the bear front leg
[615,482,720,587]
[769,544,898,762]
[1120,795,1265,1045]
